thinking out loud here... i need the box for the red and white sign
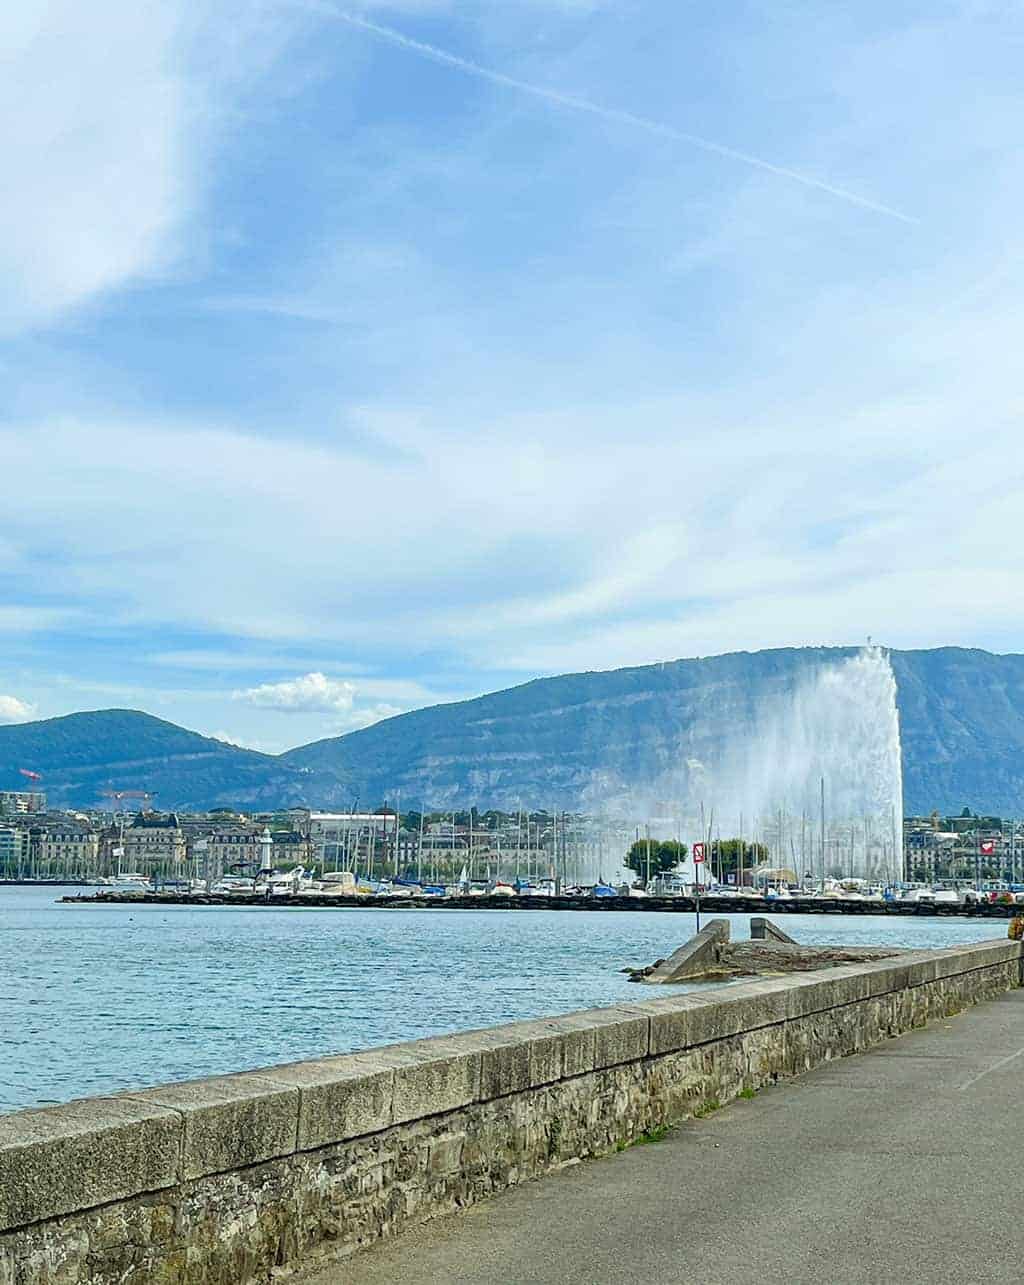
[692,842,706,864]
[979,840,996,856]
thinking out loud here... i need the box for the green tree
[625,839,688,881]
[710,839,770,876]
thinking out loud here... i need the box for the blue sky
[1,1,1022,751]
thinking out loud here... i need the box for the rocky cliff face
[889,648,1024,813]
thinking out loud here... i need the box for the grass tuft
[616,1124,673,1152]
[693,1098,722,1118]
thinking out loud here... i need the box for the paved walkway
[301,991,1024,1284]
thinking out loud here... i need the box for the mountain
[0,710,320,813]
[888,648,1024,814]
[283,647,1024,817]
[5,647,1024,814]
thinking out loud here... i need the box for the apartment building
[122,813,186,871]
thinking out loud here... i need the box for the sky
[1,0,1022,753]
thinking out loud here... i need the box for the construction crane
[101,789,156,812]
[18,768,42,782]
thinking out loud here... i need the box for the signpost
[979,838,995,891]
[693,842,706,932]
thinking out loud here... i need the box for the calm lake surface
[0,886,1007,1113]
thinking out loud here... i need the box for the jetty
[59,888,1024,917]
[625,916,905,982]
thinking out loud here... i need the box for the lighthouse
[258,825,273,874]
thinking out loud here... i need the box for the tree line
[625,838,769,880]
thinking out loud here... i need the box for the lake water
[0,886,1007,1113]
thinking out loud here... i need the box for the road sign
[693,842,706,864]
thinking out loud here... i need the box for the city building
[307,812,397,870]
[272,831,309,866]
[30,820,99,875]
[0,791,47,815]
[0,826,30,875]
[122,813,186,872]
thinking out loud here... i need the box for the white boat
[99,873,150,892]
[300,870,358,895]
[268,866,308,896]
[900,885,935,904]
[211,876,254,895]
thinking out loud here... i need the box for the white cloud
[0,695,35,724]
[236,672,358,714]
[0,607,78,634]
[2,0,1023,728]
[339,702,405,733]
[0,3,188,331]
[0,1,322,333]
[207,729,278,753]
[230,673,407,743]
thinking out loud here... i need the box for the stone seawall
[2,940,1020,1284]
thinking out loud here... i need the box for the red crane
[18,768,42,782]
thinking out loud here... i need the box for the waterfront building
[122,812,186,874]
[272,830,309,866]
[188,823,258,871]
[0,790,47,815]
[306,812,397,873]
[0,826,30,876]
[30,820,99,877]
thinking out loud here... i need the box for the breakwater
[2,938,1019,1284]
[61,890,1024,918]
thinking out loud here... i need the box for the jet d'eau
[592,646,904,884]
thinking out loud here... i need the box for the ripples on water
[0,887,1006,1112]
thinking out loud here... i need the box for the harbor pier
[1,938,1020,1283]
[59,888,1024,917]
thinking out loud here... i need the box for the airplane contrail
[321,7,916,224]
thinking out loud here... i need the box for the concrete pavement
[298,989,1024,1284]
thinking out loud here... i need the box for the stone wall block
[784,966,873,1018]
[901,954,940,988]
[526,1018,597,1077]
[0,1098,181,1232]
[933,941,1021,980]
[547,1006,650,1071]
[124,1074,300,1181]
[260,1055,395,1151]
[699,981,791,1038]
[380,1037,481,1125]
[468,1021,565,1098]
[645,993,730,1056]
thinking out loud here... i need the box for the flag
[979,840,996,857]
